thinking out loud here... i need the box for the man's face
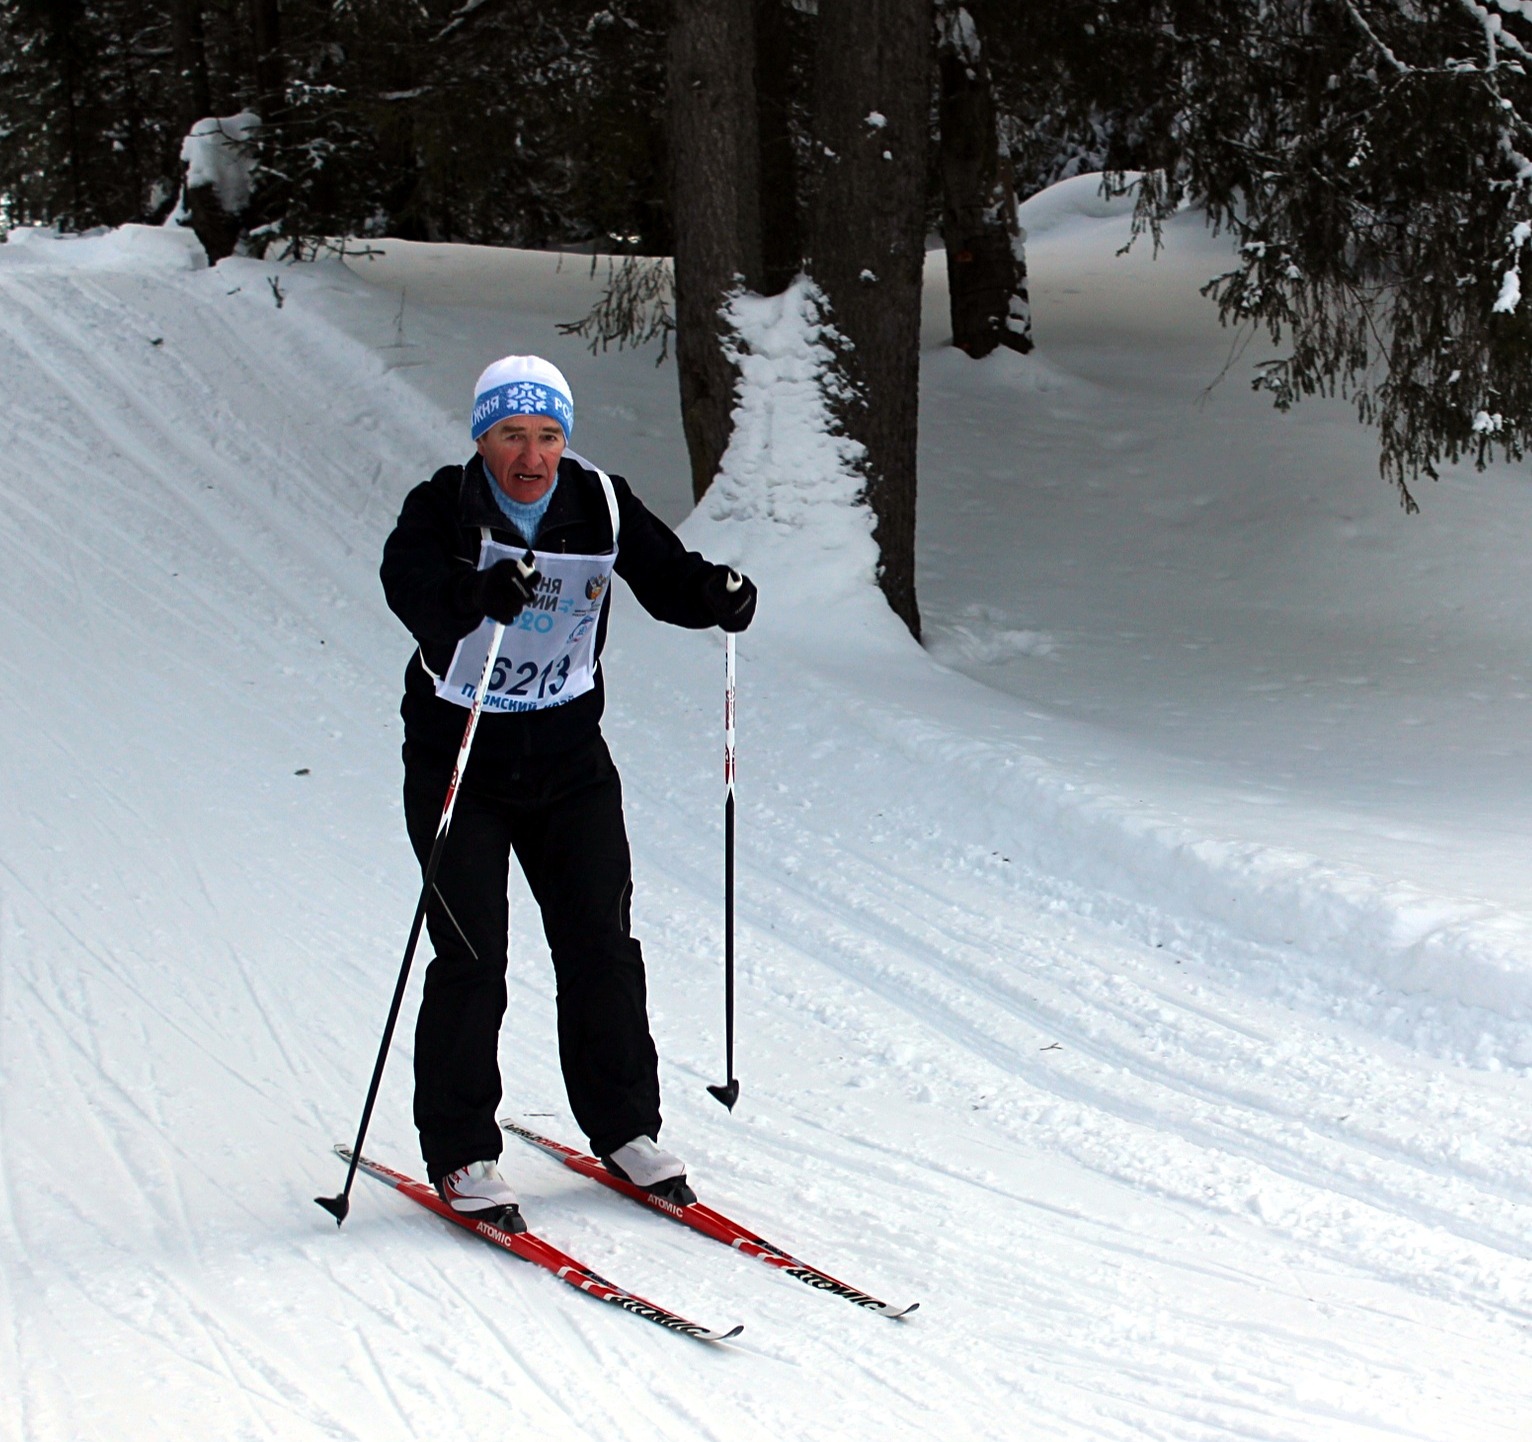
[476,415,565,503]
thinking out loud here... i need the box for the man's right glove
[701,565,757,633]
[459,554,541,624]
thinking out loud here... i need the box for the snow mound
[1016,171,1141,240]
[179,111,262,214]
[925,605,1058,666]
[0,223,207,272]
[684,277,879,616]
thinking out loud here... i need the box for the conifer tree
[1156,0,1532,506]
[980,0,1532,506]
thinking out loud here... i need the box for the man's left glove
[701,565,757,633]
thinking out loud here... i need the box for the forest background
[5,0,1532,635]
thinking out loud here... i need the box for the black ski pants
[402,734,662,1180]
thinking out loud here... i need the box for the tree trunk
[755,0,801,297]
[250,0,283,121]
[937,4,1031,357]
[52,0,87,227]
[184,181,243,261]
[669,0,763,502]
[810,0,932,638]
[172,0,213,132]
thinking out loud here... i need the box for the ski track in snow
[613,630,1532,1387]
[1,223,1529,1440]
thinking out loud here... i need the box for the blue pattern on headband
[471,380,575,440]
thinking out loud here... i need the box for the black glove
[459,554,540,624]
[701,565,757,633]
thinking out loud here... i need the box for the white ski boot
[602,1136,697,1206]
[435,1159,526,1232]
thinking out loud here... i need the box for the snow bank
[0,223,207,272]
[958,737,1532,1063]
[683,277,880,616]
[1013,171,1140,241]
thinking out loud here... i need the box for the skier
[380,355,755,1231]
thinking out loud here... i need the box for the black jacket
[381,452,715,770]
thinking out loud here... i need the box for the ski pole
[317,554,533,1225]
[708,574,742,1111]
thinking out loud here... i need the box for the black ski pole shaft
[318,556,532,1223]
[315,819,454,1225]
[709,596,741,1111]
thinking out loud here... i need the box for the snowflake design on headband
[503,382,545,408]
[503,382,573,422]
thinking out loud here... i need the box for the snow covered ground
[2,181,1530,1441]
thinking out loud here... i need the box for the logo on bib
[585,574,608,601]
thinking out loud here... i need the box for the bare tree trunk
[669,0,763,502]
[172,0,213,131]
[250,0,283,121]
[50,1,88,227]
[811,0,932,638]
[117,22,151,221]
[184,183,243,261]
[937,4,1031,357]
[755,0,801,297]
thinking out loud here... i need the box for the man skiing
[380,354,755,1232]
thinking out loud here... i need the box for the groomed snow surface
[2,180,1530,1440]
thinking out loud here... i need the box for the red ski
[500,1120,918,1319]
[335,1146,742,1343]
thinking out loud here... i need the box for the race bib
[436,536,616,712]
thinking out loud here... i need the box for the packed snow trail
[0,213,1528,1441]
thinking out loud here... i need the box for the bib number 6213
[490,652,572,700]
